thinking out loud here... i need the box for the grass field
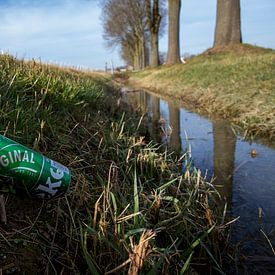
[129,44,275,140]
[0,55,231,274]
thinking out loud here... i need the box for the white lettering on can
[13,150,21,162]
[50,167,64,180]
[22,151,29,162]
[36,177,61,196]
[36,165,64,197]
[30,153,35,164]
[0,155,9,167]
[8,152,14,164]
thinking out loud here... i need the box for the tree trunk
[166,0,181,64]
[146,0,161,67]
[134,36,146,70]
[133,44,140,70]
[135,34,146,70]
[141,35,146,69]
[214,0,242,47]
[150,32,159,67]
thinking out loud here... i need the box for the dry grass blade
[105,259,131,275]
[128,230,156,275]
[260,229,275,256]
[0,195,7,224]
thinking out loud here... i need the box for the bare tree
[214,0,242,47]
[166,0,181,64]
[102,0,148,70]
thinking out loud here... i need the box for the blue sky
[0,0,274,69]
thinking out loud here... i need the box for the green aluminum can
[0,135,71,199]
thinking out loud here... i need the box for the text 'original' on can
[0,135,71,199]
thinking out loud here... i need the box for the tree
[214,0,242,47]
[102,0,148,70]
[145,0,161,67]
[166,0,181,64]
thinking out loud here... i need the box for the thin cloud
[0,0,122,69]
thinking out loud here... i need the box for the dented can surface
[0,135,71,199]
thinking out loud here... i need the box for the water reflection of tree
[151,94,161,143]
[126,91,141,112]
[168,102,181,154]
[139,91,147,113]
[213,121,236,204]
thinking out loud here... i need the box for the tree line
[101,0,241,70]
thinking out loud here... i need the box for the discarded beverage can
[0,135,71,199]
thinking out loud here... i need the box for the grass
[0,54,232,274]
[129,44,275,141]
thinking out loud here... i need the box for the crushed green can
[0,135,71,199]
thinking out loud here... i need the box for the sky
[0,0,274,69]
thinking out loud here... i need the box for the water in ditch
[122,89,275,274]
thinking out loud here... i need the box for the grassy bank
[0,55,230,274]
[129,44,275,140]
